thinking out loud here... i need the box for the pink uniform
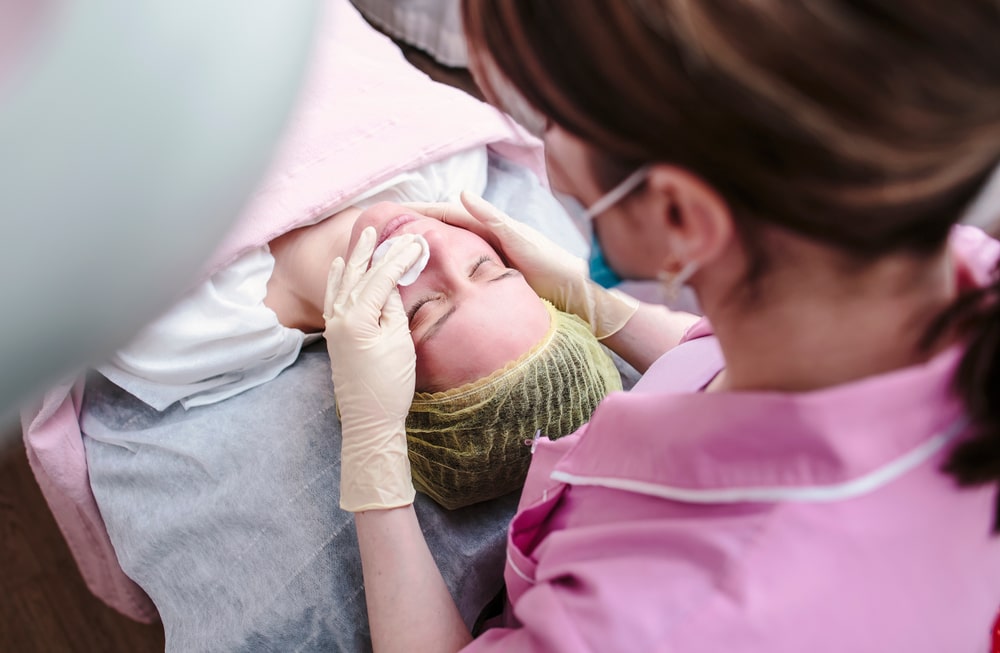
[467,225,1000,652]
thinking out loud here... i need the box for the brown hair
[463,0,1000,526]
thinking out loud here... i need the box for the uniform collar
[551,335,967,503]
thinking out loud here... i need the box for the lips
[376,214,418,248]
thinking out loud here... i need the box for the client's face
[348,202,551,392]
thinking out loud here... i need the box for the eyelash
[471,255,492,272]
[406,297,432,322]
[406,256,495,323]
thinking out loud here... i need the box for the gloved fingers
[380,284,409,334]
[407,193,519,264]
[323,256,346,322]
[327,230,421,337]
[401,200,495,240]
[355,235,425,316]
[463,190,575,256]
[458,191,513,230]
[462,192,541,245]
[337,225,379,308]
[399,200,466,224]
[460,191,556,246]
[405,195,518,246]
[406,195,537,252]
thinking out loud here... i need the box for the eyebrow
[417,269,522,345]
[489,270,520,283]
[419,305,458,345]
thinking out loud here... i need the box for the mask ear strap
[581,165,652,222]
[657,260,700,301]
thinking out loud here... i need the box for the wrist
[565,279,640,339]
[339,421,414,512]
[340,460,415,512]
[595,287,641,339]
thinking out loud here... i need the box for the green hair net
[406,300,622,510]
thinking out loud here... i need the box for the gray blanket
[82,155,634,652]
[83,346,517,652]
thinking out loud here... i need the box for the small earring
[657,260,699,301]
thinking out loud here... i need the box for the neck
[702,239,957,393]
[264,207,362,331]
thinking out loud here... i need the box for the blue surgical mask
[582,166,650,288]
[588,230,623,288]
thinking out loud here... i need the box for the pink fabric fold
[20,0,543,622]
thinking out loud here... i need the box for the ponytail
[938,259,1000,531]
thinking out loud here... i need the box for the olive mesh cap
[406,300,622,509]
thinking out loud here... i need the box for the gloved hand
[407,192,639,339]
[323,226,425,512]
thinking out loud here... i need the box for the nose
[418,228,472,288]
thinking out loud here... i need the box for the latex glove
[323,226,425,512]
[406,192,638,339]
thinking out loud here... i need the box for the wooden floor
[0,35,476,653]
[0,421,166,652]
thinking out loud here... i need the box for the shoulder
[485,498,776,652]
[630,332,724,393]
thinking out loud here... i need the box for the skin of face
[544,125,666,281]
[347,201,551,393]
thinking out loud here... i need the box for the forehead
[415,278,550,392]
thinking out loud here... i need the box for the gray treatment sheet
[81,154,636,652]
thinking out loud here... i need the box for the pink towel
[20,0,543,622]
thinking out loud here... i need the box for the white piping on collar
[506,551,534,584]
[550,417,968,504]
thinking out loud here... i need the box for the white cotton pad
[370,234,430,286]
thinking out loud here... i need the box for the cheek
[413,340,466,393]
[543,131,602,203]
[598,210,664,279]
[411,320,439,390]
[544,147,576,197]
[413,350,436,391]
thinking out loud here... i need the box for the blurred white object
[0,1,321,430]
[351,0,468,67]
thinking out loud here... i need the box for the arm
[355,506,472,652]
[600,300,700,373]
[323,229,474,650]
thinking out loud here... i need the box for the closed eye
[469,255,492,276]
[407,256,518,323]
[406,296,434,322]
[471,256,518,283]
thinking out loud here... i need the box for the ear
[643,164,735,268]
